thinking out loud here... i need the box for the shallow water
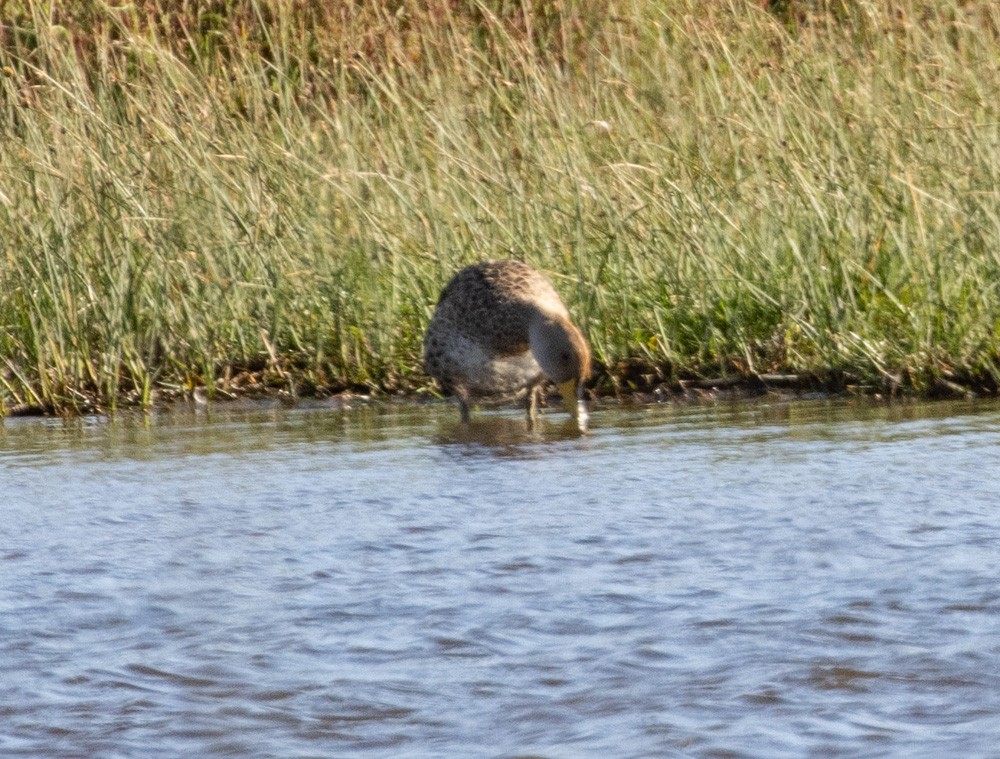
[2,397,1000,758]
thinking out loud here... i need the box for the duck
[424,260,591,426]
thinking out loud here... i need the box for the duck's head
[529,313,591,421]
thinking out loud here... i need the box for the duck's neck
[528,311,590,384]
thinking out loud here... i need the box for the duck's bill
[558,380,589,430]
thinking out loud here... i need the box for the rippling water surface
[2,398,1000,758]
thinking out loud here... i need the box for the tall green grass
[2,0,1000,413]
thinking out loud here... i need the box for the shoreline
[3,365,989,419]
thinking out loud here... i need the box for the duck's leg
[457,387,471,423]
[525,384,540,427]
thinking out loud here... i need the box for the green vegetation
[2,0,1000,414]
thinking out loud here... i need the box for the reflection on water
[432,413,589,458]
[2,397,1000,758]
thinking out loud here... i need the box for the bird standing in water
[424,260,591,427]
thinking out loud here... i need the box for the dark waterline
[2,398,1000,758]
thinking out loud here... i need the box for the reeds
[2,0,1000,413]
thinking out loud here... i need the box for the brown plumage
[424,260,591,424]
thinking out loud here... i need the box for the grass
[2,0,1000,414]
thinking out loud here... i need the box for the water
[2,398,1000,758]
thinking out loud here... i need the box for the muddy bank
[5,361,991,418]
